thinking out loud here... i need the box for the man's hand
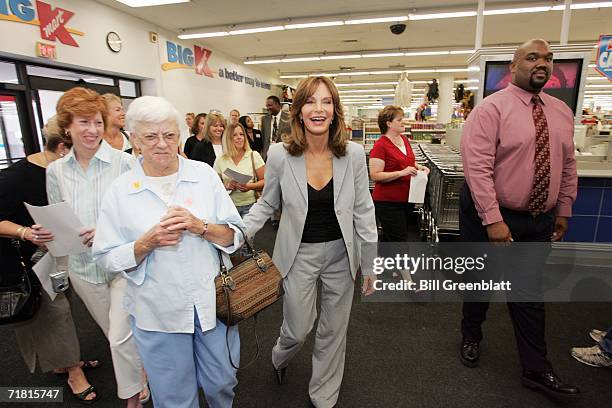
[552,216,568,242]
[486,221,512,243]
[362,275,378,296]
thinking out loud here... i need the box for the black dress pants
[374,201,415,242]
[459,183,554,372]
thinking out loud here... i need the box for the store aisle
[1,221,611,407]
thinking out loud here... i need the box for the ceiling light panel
[229,26,284,35]
[116,0,189,6]
[178,31,229,39]
[345,16,408,24]
[285,21,344,29]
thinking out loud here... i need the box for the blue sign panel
[595,34,612,81]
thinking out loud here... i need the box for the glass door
[0,92,29,168]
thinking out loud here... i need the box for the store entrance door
[29,73,120,144]
[0,91,33,168]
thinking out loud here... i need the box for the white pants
[70,273,144,399]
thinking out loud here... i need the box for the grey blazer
[261,111,292,160]
[244,141,378,279]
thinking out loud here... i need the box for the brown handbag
[215,227,283,368]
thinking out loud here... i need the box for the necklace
[387,135,404,149]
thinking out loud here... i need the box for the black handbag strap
[10,239,31,288]
[221,282,260,370]
[216,233,261,370]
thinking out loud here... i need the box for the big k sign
[595,35,612,81]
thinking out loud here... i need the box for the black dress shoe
[273,364,287,385]
[521,371,580,398]
[460,339,480,368]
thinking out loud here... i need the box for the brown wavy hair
[190,113,207,136]
[285,76,347,157]
[56,87,107,137]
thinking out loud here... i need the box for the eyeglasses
[140,133,179,146]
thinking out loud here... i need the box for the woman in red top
[369,105,429,242]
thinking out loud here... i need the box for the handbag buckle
[253,252,268,272]
[222,275,236,290]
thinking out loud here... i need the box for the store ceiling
[97,0,612,84]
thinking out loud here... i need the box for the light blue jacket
[92,156,244,333]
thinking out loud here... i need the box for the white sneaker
[570,345,612,368]
[589,328,607,343]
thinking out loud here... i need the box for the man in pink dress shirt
[459,39,579,398]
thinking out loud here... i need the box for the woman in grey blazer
[243,76,378,408]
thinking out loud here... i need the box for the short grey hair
[126,96,182,134]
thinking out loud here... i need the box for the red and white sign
[36,1,78,47]
[36,42,57,59]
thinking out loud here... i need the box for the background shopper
[369,105,429,243]
[239,115,263,155]
[102,93,130,152]
[191,112,226,167]
[213,122,265,218]
[183,112,206,159]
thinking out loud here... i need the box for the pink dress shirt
[461,83,577,225]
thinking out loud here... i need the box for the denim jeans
[235,203,253,219]
[601,326,612,356]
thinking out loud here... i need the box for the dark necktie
[528,95,550,216]
[272,116,278,142]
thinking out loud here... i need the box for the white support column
[560,0,572,45]
[475,0,485,50]
[560,0,572,46]
[437,73,454,123]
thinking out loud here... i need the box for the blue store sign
[595,34,612,81]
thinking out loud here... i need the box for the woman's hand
[419,166,430,175]
[400,166,418,177]
[362,275,378,296]
[236,183,251,192]
[160,206,205,235]
[134,223,183,264]
[138,223,182,250]
[25,224,54,247]
[226,180,238,191]
[79,228,96,247]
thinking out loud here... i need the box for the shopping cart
[418,144,464,242]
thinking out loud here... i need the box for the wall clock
[106,32,122,53]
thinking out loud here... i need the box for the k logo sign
[163,41,215,78]
[37,1,78,47]
[0,0,82,47]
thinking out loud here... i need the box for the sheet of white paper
[32,252,57,301]
[223,168,252,184]
[25,202,88,257]
[408,170,428,204]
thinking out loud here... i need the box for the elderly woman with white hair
[93,96,245,408]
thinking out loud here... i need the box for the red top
[370,135,416,202]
